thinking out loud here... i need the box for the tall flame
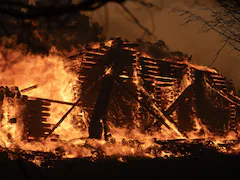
[0,44,239,167]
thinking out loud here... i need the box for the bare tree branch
[129,0,163,10]
[0,0,126,19]
[196,3,240,40]
[227,39,240,52]
[208,40,227,67]
[128,0,154,8]
[173,1,240,63]
[174,8,240,44]
[172,1,240,63]
[0,0,158,53]
[119,3,157,39]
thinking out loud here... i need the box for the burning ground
[0,38,240,177]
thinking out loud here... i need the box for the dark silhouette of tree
[0,0,126,18]
[0,12,106,54]
[0,0,157,54]
[173,0,240,66]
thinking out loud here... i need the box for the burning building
[74,37,240,139]
[0,37,240,168]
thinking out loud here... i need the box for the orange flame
[0,42,240,167]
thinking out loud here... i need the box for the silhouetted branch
[227,40,240,52]
[128,0,154,8]
[129,0,162,10]
[119,3,157,39]
[208,40,227,67]
[173,2,240,62]
[0,0,158,48]
[174,8,240,44]
[0,0,126,19]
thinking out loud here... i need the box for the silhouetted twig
[0,0,126,19]
[119,3,157,39]
[173,2,240,63]
[208,40,227,67]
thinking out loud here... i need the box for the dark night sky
[87,0,240,90]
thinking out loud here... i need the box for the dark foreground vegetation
[1,141,240,179]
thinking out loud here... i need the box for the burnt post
[88,74,115,139]
[88,37,133,140]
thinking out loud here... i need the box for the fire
[0,39,240,167]
[0,48,85,149]
[141,52,153,59]
[105,40,113,47]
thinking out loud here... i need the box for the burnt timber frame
[1,39,239,143]
[87,38,188,140]
[44,37,240,140]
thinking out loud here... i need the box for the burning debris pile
[0,37,240,166]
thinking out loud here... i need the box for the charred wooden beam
[212,79,227,83]
[115,77,172,130]
[20,84,38,93]
[132,78,188,137]
[67,52,84,59]
[88,48,107,54]
[24,99,52,140]
[206,83,240,107]
[81,65,94,69]
[44,98,83,139]
[147,70,160,74]
[88,74,114,140]
[154,82,175,87]
[165,84,194,116]
[140,59,158,65]
[228,103,238,133]
[227,93,240,105]
[116,77,188,138]
[85,52,104,57]
[144,65,159,69]
[209,74,225,80]
[44,72,106,139]
[82,60,97,65]
[28,97,74,106]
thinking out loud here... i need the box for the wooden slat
[165,84,193,115]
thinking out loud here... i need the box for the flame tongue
[0,41,239,167]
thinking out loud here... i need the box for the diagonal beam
[115,77,187,138]
[20,84,38,93]
[206,82,240,107]
[114,78,170,130]
[27,97,74,106]
[165,84,193,116]
[44,72,106,140]
[132,81,187,137]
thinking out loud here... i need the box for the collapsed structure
[0,86,52,140]
[77,37,240,139]
[0,37,239,142]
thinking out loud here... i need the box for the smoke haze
[88,0,240,90]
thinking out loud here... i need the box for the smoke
[89,0,240,90]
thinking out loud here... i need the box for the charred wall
[76,39,240,136]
